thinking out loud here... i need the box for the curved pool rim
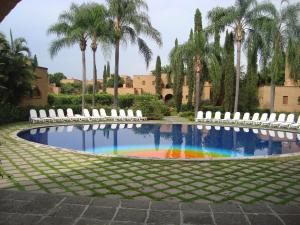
[13,122,300,162]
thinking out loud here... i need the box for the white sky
[0,0,293,79]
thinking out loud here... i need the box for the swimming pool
[17,124,300,159]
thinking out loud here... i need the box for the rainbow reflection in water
[87,145,246,159]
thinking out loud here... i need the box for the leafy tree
[106,0,162,107]
[106,61,110,78]
[49,72,66,87]
[61,83,81,94]
[107,75,124,88]
[208,0,271,113]
[102,65,107,92]
[48,3,90,113]
[0,32,36,104]
[223,32,235,112]
[257,1,300,112]
[155,56,161,95]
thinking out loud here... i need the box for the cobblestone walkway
[1,190,300,225]
[0,123,300,205]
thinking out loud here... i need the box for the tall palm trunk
[194,56,202,117]
[91,34,97,108]
[234,40,241,113]
[270,79,275,113]
[114,39,120,108]
[80,39,87,114]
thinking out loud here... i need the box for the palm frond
[137,37,152,68]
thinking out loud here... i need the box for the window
[283,96,288,105]
[152,81,155,85]
[186,95,188,99]
[142,81,146,85]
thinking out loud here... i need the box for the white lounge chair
[99,108,110,120]
[195,111,204,122]
[92,109,103,121]
[136,110,147,120]
[57,109,71,121]
[83,109,93,121]
[253,113,268,125]
[231,112,241,123]
[66,108,84,121]
[271,113,286,127]
[212,111,221,123]
[290,116,300,129]
[29,109,42,123]
[203,111,212,122]
[127,109,138,121]
[240,112,250,124]
[49,109,64,122]
[279,114,295,128]
[261,113,276,126]
[111,109,120,121]
[245,113,260,125]
[39,109,53,122]
[119,109,127,121]
[221,112,231,123]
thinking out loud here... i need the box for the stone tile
[210,203,242,213]
[269,204,300,215]
[0,199,28,213]
[76,218,109,225]
[279,215,300,225]
[115,208,147,223]
[147,210,180,225]
[38,216,75,225]
[51,203,86,218]
[64,196,92,205]
[214,213,249,225]
[181,202,210,212]
[182,212,213,224]
[121,199,149,209]
[151,201,180,210]
[83,206,116,221]
[247,214,283,225]
[92,198,119,208]
[241,203,272,214]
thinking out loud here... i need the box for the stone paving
[0,122,300,206]
[1,190,300,225]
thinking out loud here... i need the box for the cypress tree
[223,31,235,112]
[106,61,110,79]
[175,59,185,112]
[172,38,179,94]
[155,56,161,95]
[194,9,202,33]
[32,54,38,69]
[187,29,194,109]
[102,65,107,93]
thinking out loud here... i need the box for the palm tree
[208,0,271,113]
[85,3,111,107]
[48,3,90,113]
[9,29,31,56]
[257,1,300,112]
[106,0,162,107]
[170,25,220,116]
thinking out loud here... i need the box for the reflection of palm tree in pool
[154,125,160,151]
[113,128,118,154]
[170,124,183,158]
[92,130,95,153]
[82,129,86,151]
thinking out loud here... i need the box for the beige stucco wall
[21,67,48,106]
[61,78,82,84]
[259,86,300,112]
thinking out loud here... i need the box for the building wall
[259,86,300,112]
[21,67,48,106]
[61,78,82,84]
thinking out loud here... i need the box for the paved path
[1,190,300,225]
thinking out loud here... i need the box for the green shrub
[132,99,168,120]
[179,111,194,118]
[201,105,224,113]
[119,94,135,108]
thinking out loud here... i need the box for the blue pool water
[18,124,300,159]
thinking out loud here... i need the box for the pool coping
[10,120,300,162]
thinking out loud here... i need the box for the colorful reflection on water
[18,124,300,159]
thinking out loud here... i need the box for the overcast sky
[0,0,292,79]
